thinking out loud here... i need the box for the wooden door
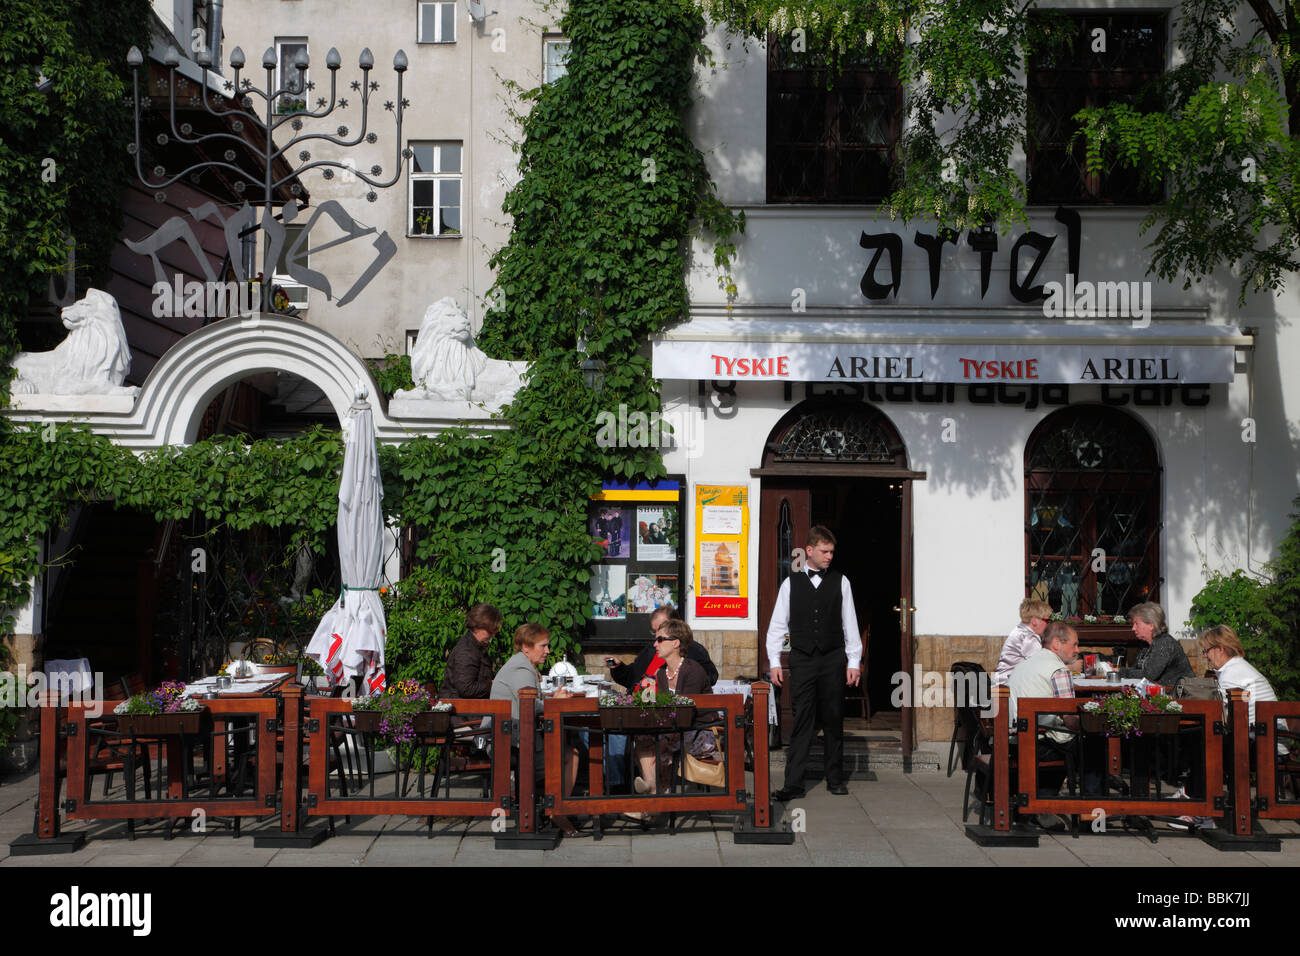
[758,484,811,744]
[897,480,915,758]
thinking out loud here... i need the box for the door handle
[892,603,917,630]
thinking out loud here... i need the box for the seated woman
[490,623,581,833]
[439,603,501,699]
[1200,625,1287,749]
[628,619,716,816]
[1119,601,1194,687]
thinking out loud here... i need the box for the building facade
[649,6,1298,746]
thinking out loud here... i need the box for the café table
[1071,676,1144,696]
[29,673,292,846]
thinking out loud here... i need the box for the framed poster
[590,506,633,559]
[694,484,749,617]
[589,565,627,620]
[635,505,677,561]
[585,478,686,646]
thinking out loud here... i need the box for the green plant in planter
[350,678,448,746]
[112,681,203,716]
[1082,691,1182,738]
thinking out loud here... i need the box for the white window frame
[417,1,457,44]
[274,37,309,114]
[272,222,310,309]
[408,141,463,238]
[544,35,570,84]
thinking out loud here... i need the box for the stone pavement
[2,756,1297,867]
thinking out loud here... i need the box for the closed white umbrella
[306,385,387,693]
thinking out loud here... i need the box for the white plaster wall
[664,377,1270,640]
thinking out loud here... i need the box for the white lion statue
[397,297,527,407]
[11,288,136,395]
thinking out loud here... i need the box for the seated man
[608,605,718,691]
[1008,621,1081,800]
[994,599,1052,686]
[439,603,501,699]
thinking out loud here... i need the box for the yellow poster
[694,485,748,617]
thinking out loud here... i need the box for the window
[1025,407,1161,621]
[275,37,308,114]
[418,1,456,44]
[1028,13,1165,204]
[272,223,309,309]
[767,33,900,203]
[544,36,570,84]
[408,142,462,236]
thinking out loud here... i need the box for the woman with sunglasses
[626,619,715,820]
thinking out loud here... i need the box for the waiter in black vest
[765,525,862,799]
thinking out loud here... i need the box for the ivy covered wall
[0,0,742,683]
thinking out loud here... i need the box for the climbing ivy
[0,0,742,680]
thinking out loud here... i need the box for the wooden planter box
[599,706,695,732]
[1080,713,1106,734]
[412,710,453,735]
[116,710,205,736]
[350,709,453,735]
[1139,714,1182,734]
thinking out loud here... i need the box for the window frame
[1024,406,1163,627]
[417,1,457,44]
[1026,11,1168,206]
[543,35,571,84]
[407,140,463,238]
[274,37,309,114]
[765,32,901,204]
[271,221,310,309]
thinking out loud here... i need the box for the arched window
[768,401,907,467]
[1025,406,1160,621]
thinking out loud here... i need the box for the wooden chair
[965,716,1077,831]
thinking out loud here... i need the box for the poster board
[586,477,686,645]
[694,484,749,617]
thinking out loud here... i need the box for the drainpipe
[209,0,224,70]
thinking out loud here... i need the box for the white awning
[651,320,1249,385]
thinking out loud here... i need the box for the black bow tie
[808,570,822,582]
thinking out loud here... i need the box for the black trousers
[784,648,847,789]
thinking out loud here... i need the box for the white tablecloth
[1072,677,1144,691]
[181,675,286,697]
[43,658,93,695]
[713,680,778,725]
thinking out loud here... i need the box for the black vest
[788,570,843,654]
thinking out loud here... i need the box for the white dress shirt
[764,569,862,670]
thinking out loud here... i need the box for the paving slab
[6,762,1300,866]
[269,852,366,867]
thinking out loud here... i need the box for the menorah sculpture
[125,41,411,311]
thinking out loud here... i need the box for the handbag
[683,729,725,787]
[684,753,726,788]
[1176,676,1221,700]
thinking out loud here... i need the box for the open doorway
[755,398,922,755]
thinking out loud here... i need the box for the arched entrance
[754,398,926,761]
